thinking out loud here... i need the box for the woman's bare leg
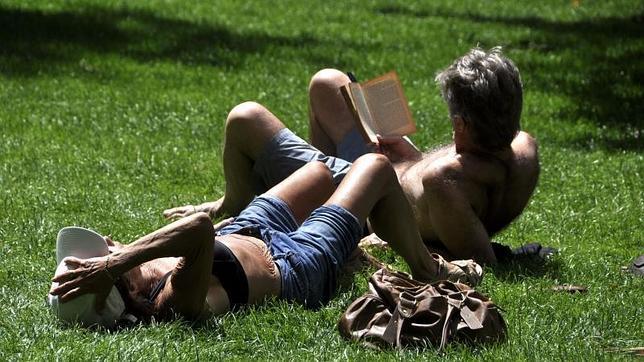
[323,153,440,281]
[265,161,335,224]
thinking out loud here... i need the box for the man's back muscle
[395,131,539,260]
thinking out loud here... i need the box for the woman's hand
[50,256,115,312]
[213,217,234,232]
[104,235,124,254]
[376,134,422,163]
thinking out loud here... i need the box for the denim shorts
[252,128,370,192]
[216,195,363,309]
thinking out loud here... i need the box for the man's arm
[423,174,497,265]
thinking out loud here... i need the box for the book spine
[340,85,375,143]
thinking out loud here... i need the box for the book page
[348,83,378,142]
[361,72,416,137]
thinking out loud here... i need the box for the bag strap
[453,289,484,330]
[381,291,417,348]
[438,291,486,349]
[460,305,484,330]
[439,298,461,350]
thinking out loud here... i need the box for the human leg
[264,161,335,224]
[251,165,362,307]
[209,101,351,218]
[283,203,363,307]
[217,102,288,216]
[320,154,438,281]
[216,161,335,238]
[323,154,481,285]
[210,162,341,308]
[165,99,354,221]
[164,101,288,220]
[308,69,371,161]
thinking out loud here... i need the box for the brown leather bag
[338,268,507,349]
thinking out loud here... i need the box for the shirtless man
[165,47,539,265]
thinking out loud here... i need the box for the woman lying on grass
[48,154,481,328]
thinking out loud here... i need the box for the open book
[340,71,416,144]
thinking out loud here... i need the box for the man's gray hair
[435,47,522,151]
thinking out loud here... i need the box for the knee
[355,153,393,168]
[353,154,396,180]
[224,101,284,156]
[309,68,350,97]
[225,101,275,141]
[307,161,334,186]
[304,161,335,193]
[225,101,270,132]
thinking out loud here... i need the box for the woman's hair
[435,46,523,151]
[115,261,178,324]
[114,277,156,323]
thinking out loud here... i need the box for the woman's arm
[107,213,215,277]
[51,214,231,317]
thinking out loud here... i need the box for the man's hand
[376,135,422,163]
[50,256,114,312]
[163,205,198,220]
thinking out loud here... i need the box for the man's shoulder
[508,131,540,181]
[512,131,539,159]
[417,156,464,189]
[419,151,504,184]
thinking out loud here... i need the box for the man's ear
[453,116,466,133]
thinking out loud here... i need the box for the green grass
[1,0,642,360]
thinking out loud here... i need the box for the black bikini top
[148,271,173,303]
[212,239,249,309]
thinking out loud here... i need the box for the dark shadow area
[377,5,433,18]
[0,5,347,76]
[376,5,643,152]
[425,240,563,281]
[490,257,563,282]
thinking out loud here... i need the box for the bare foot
[163,205,198,220]
[197,198,225,218]
[163,197,225,220]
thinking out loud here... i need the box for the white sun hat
[47,226,125,327]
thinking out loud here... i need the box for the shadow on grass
[490,257,564,282]
[376,5,643,152]
[0,5,345,76]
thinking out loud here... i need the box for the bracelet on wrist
[104,255,118,282]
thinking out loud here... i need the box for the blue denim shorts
[252,128,370,191]
[336,127,373,164]
[216,195,363,308]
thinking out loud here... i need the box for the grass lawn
[1,0,642,360]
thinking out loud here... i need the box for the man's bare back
[392,131,539,263]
